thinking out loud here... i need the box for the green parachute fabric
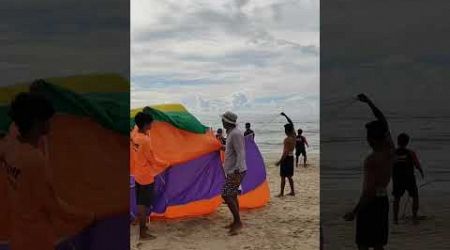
[130,106,208,134]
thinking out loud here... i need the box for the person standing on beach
[244,122,255,139]
[216,128,227,146]
[343,94,394,250]
[276,112,296,197]
[295,129,309,167]
[392,133,424,224]
[1,92,94,250]
[221,111,247,236]
[132,112,157,240]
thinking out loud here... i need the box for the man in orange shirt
[131,112,156,240]
[1,92,93,250]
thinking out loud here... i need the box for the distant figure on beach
[295,129,309,167]
[216,128,227,146]
[244,122,255,139]
[221,111,247,236]
[132,112,157,240]
[1,91,94,250]
[392,133,424,224]
[343,94,394,250]
[276,112,296,197]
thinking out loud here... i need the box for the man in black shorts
[132,112,157,240]
[295,129,309,167]
[344,94,394,250]
[392,133,424,224]
[221,111,247,236]
[276,112,296,197]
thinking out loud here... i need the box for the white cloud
[131,0,319,119]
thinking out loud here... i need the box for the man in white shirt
[221,111,247,236]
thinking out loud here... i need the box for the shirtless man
[344,94,394,250]
[276,112,296,197]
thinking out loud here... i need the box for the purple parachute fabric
[0,215,129,250]
[241,136,267,194]
[152,151,225,213]
[129,135,267,217]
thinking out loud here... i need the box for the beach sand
[132,154,319,250]
[321,189,450,249]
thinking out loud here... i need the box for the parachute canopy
[130,104,270,219]
[0,74,129,248]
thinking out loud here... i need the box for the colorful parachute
[130,104,270,220]
[0,74,129,249]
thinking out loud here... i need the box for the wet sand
[321,188,450,249]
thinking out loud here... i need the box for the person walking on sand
[244,122,255,139]
[343,94,394,250]
[1,91,94,250]
[392,133,424,224]
[295,129,309,168]
[276,112,296,197]
[221,111,247,236]
[132,112,157,241]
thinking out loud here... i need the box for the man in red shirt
[392,133,424,224]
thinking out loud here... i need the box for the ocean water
[321,108,450,193]
[196,113,320,162]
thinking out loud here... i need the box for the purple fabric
[0,215,129,250]
[128,137,267,216]
[152,151,225,213]
[241,136,267,194]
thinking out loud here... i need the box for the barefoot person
[221,111,247,236]
[1,92,94,250]
[343,94,394,250]
[392,133,424,224]
[295,129,309,167]
[132,112,157,240]
[276,112,296,197]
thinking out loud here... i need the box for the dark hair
[298,129,303,134]
[365,120,387,140]
[8,92,54,135]
[284,123,294,134]
[217,128,223,133]
[397,133,410,146]
[245,122,251,127]
[134,112,153,129]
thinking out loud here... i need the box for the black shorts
[280,156,294,177]
[295,147,306,157]
[392,176,418,198]
[356,196,389,247]
[135,182,154,208]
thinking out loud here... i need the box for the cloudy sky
[1,0,129,86]
[131,0,319,119]
[321,0,450,117]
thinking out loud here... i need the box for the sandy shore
[321,188,450,249]
[132,154,319,250]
